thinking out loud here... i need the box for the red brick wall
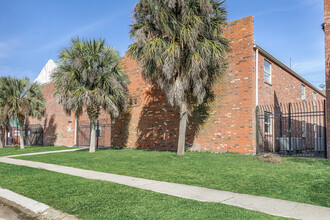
[113,16,256,153]
[190,16,256,153]
[115,56,184,150]
[256,50,326,154]
[28,83,112,147]
[28,15,325,155]
[257,53,325,106]
[28,83,76,146]
[325,0,330,158]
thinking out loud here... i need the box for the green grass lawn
[19,149,330,208]
[0,163,287,219]
[0,146,72,157]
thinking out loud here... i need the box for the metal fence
[77,119,111,148]
[25,124,43,146]
[5,124,43,146]
[256,100,327,158]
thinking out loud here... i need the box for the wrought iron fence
[5,124,43,146]
[76,119,111,148]
[256,100,327,158]
[25,124,43,146]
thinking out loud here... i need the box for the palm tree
[52,38,129,153]
[0,105,8,148]
[129,0,229,155]
[0,77,45,149]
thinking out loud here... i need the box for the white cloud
[30,15,116,53]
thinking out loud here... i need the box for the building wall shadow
[43,115,57,146]
[135,85,213,151]
[111,110,132,149]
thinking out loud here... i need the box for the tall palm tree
[129,0,229,155]
[52,38,129,153]
[0,77,45,149]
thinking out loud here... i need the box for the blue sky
[0,0,325,88]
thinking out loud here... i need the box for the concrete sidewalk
[0,150,330,220]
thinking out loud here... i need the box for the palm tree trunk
[177,102,188,155]
[19,123,24,150]
[0,133,3,148]
[89,119,97,153]
[0,129,3,148]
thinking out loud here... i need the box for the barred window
[301,85,306,100]
[313,92,316,107]
[14,129,20,136]
[96,125,102,137]
[265,112,272,135]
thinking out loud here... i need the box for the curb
[0,187,79,220]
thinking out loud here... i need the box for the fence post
[96,120,99,149]
[288,103,292,156]
[324,100,327,158]
[256,106,260,155]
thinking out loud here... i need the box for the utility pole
[290,58,292,69]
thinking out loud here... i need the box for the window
[301,85,306,100]
[96,125,102,137]
[129,96,139,107]
[302,121,306,138]
[313,92,317,107]
[314,124,317,138]
[264,60,271,84]
[265,112,272,135]
[14,129,20,136]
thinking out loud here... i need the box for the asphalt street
[0,203,19,220]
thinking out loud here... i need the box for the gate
[256,100,327,158]
[6,124,43,146]
[25,124,43,146]
[77,119,111,148]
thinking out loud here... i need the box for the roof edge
[253,44,325,98]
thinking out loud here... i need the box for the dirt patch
[0,199,37,220]
[254,153,282,164]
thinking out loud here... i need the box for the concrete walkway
[1,150,330,220]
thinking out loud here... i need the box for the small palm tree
[0,77,45,149]
[0,106,8,148]
[129,0,229,155]
[53,38,129,153]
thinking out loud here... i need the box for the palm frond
[129,0,229,110]
[52,38,129,120]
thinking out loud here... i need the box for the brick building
[28,15,325,155]
[325,0,330,158]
